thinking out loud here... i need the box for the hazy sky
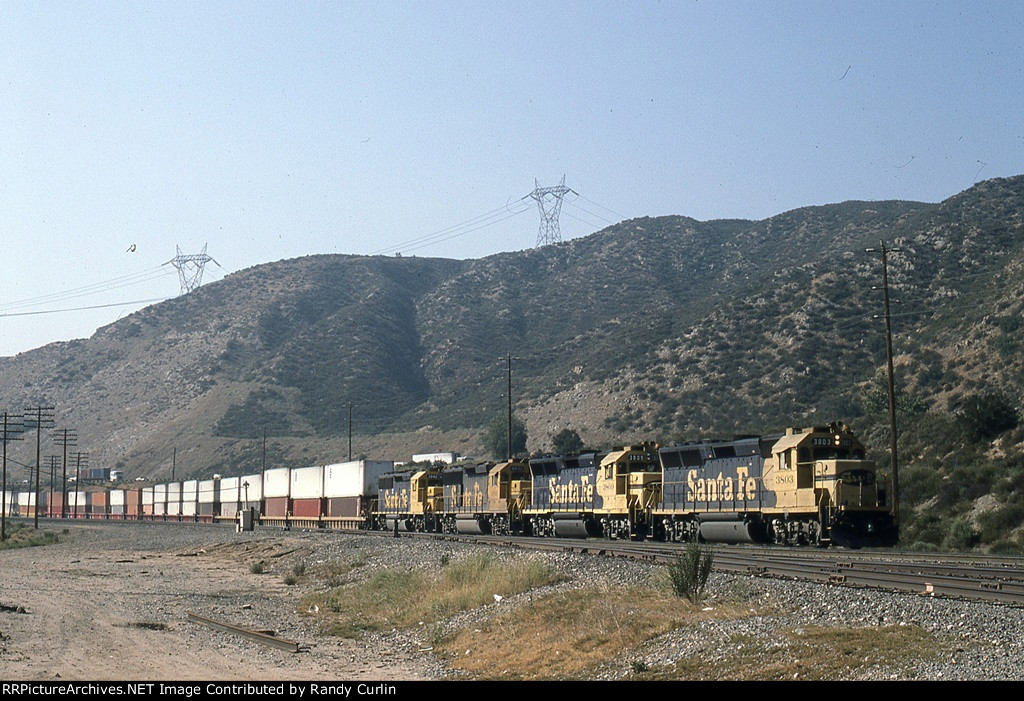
[2,1,1022,357]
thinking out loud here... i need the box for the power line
[399,206,532,255]
[0,297,171,319]
[563,199,616,226]
[574,193,627,221]
[0,267,175,312]
[370,201,531,256]
[560,208,608,230]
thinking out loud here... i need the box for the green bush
[551,428,584,455]
[955,392,1020,441]
[667,544,714,604]
[942,517,976,551]
[977,503,1024,544]
[483,413,528,459]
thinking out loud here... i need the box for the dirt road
[0,521,434,681]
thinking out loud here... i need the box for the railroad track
[399,531,1024,606]
[23,517,1024,606]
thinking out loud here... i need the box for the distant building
[412,452,458,465]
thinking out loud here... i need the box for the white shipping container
[239,474,262,502]
[181,480,197,504]
[143,487,154,506]
[199,479,217,504]
[1,491,13,516]
[154,484,167,515]
[18,491,37,508]
[181,500,197,516]
[109,490,125,507]
[166,482,181,506]
[290,466,324,499]
[324,460,394,498]
[219,476,239,504]
[263,468,290,498]
[69,491,87,510]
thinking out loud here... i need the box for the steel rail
[411,531,1024,606]
[185,611,300,652]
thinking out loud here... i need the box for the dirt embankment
[0,522,433,681]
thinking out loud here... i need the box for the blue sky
[1,1,1022,356]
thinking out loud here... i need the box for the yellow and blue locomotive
[371,422,897,548]
[655,423,897,548]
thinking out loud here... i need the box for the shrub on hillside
[954,392,1020,441]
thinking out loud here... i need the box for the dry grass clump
[0,524,60,550]
[636,625,942,681]
[304,552,559,638]
[437,585,753,680]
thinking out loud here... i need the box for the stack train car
[1,423,898,549]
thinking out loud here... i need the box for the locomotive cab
[596,443,662,539]
[375,467,445,532]
[410,469,444,515]
[488,459,531,511]
[764,423,897,547]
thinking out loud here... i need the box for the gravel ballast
[1,520,1021,680]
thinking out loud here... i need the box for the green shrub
[942,517,976,551]
[977,503,1024,544]
[955,392,1020,441]
[667,544,714,604]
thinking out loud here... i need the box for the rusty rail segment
[186,611,300,652]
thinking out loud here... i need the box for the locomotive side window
[797,461,813,488]
[661,450,682,469]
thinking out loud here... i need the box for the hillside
[2,176,1024,549]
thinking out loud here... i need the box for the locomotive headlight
[833,434,841,447]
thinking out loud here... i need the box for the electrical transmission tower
[528,176,577,247]
[167,244,220,295]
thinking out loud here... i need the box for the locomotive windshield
[809,445,865,460]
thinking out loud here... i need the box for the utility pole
[866,241,901,527]
[348,403,353,462]
[1,412,25,540]
[45,455,60,517]
[53,428,76,518]
[24,406,54,529]
[72,452,89,517]
[507,353,513,461]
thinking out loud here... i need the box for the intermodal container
[290,466,324,500]
[264,496,288,517]
[324,460,393,499]
[263,468,290,499]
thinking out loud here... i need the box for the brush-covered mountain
[2,176,1024,550]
